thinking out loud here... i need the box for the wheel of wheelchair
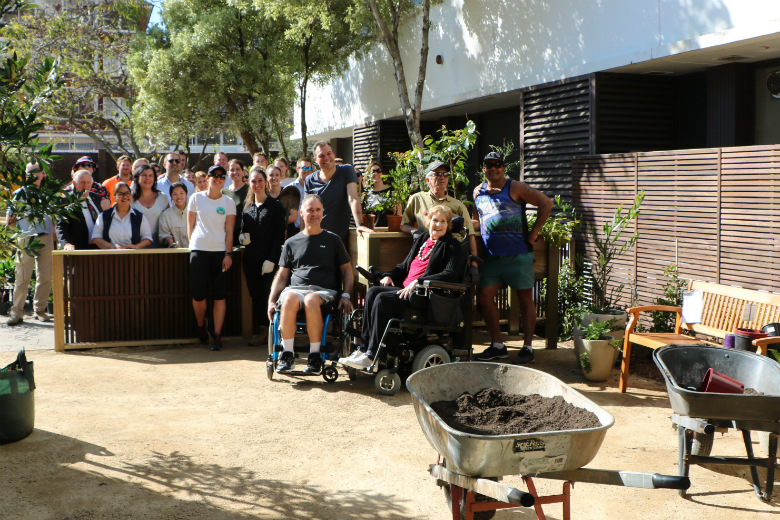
[322,365,339,383]
[374,369,401,396]
[266,360,275,381]
[411,345,451,373]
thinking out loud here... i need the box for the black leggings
[190,250,227,301]
[361,285,411,358]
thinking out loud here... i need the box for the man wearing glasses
[287,157,314,234]
[102,155,135,205]
[158,151,195,205]
[67,156,111,210]
[400,160,477,255]
[472,151,553,365]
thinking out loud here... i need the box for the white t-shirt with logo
[187,191,237,252]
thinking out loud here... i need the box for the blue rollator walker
[266,301,351,383]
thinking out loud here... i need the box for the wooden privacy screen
[573,145,780,309]
[52,249,251,351]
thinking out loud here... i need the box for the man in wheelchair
[340,204,462,370]
[267,194,353,374]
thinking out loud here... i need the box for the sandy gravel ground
[0,336,777,519]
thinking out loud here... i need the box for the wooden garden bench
[619,280,780,393]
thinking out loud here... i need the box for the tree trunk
[299,35,312,157]
[239,129,258,157]
[365,0,429,151]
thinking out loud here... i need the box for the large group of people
[5,144,552,370]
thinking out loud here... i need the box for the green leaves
[589,190,645,311]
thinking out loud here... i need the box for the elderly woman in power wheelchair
[340,204,479,395]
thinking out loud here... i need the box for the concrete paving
[0,311,55,353]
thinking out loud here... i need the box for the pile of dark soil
[431,388,601,435]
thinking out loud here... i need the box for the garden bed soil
[431,388,601,435]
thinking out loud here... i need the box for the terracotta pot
[386,214,402,232]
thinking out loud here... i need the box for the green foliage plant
[589,190,645,311]
[650,264,687,333]
[386,120,478,210]
[527,195,581,247]
[0,17,82,259]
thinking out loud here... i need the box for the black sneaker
[512,346,535,365]
[474,345,509,361]
[276,351,295,373]
[196,321,209,345]
[210,333,223,351]
[303,353,323,374]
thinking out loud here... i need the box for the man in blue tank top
[473,152,553,364]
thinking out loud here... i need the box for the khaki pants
[11,233,53,318]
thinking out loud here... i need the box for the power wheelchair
[343,217,479,395]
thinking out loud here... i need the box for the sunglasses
[371,168,382,174]
[209,174,226,179]
[485,162,504,169]
[116,191,132,197]
[299,166,312,171]
[78,163,96,169]
[430,172,449,178]
[167,159,181,164]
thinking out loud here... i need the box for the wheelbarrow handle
[537,469,691,490]
[651,474,691,490]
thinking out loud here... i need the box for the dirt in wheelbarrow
[430,388,601,435]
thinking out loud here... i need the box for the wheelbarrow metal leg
[741,429,777,502]
[523,477,571,520]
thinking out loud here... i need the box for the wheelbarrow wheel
[441,459,496,520]
[692,432,713,457]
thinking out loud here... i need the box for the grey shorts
[278,285,338,308]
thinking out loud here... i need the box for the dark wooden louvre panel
[573,145,780,311]
[353,122,379,173]
[522,76,591,203]
[595,73,677,154]
[378,120,412,173]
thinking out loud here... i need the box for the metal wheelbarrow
[407,362,689,520]
[654,344,780,502]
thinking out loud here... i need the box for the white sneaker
[346,353,372,369]
[339,350,363,364]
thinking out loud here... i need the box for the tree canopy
[4,0,151,161]
[129,0,295,157]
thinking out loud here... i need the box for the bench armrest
[625,305,683,335]
[753,336,780,356]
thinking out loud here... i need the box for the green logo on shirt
[217,206,226,215]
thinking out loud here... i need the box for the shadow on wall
[0,429,410,519]
[326,0,733,125]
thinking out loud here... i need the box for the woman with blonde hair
[341,205,461,369]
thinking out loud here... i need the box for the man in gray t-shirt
[267,194,353,375]
[304,141,372,240]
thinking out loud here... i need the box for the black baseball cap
[483,152,503,163]
[207,165,227,177]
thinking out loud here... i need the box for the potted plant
[578,320,621,382]
[583,190,645,342]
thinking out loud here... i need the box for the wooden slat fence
[573,145,780,310]
[53,249,250,350]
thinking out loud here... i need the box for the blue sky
[148,1,163,28]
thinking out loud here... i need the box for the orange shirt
[102,175,134,205]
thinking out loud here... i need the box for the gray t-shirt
[279,230,350,290]
[304,164,358,239]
